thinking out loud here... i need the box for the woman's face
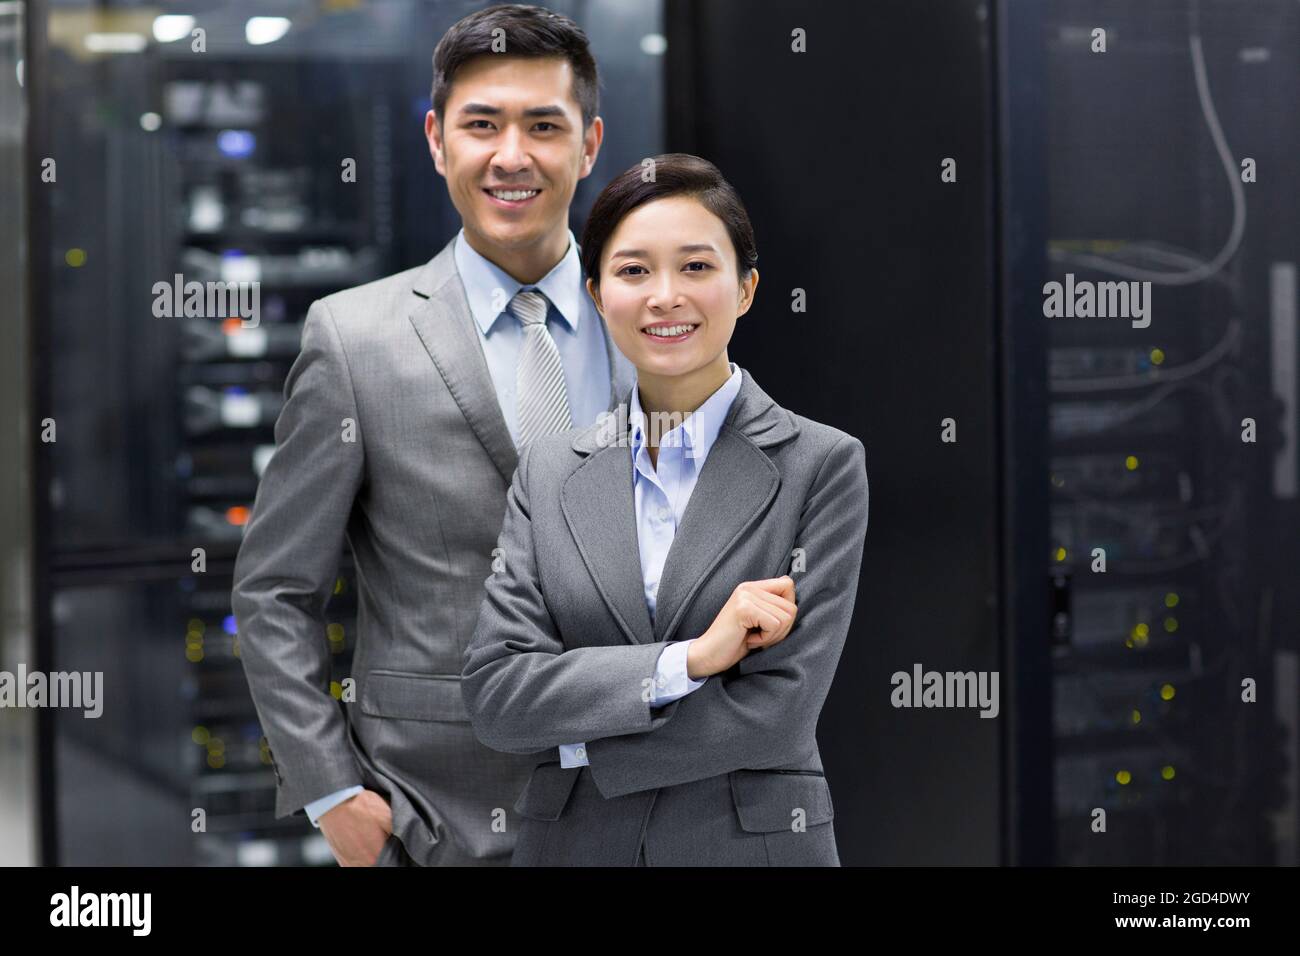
[587,195,757,381]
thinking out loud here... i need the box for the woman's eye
[684,261,711,272]
[618,265,646,277]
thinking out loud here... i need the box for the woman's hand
[686,576,798,679]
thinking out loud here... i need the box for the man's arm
[232,298,366,816]
[461,442,682,752]
[583,435,870,799]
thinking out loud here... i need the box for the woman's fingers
[737,594,783,637]
[738,589,797,647]
[747,576,796,602]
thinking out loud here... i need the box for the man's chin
[474,220,545,248]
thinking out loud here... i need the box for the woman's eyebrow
[611,243,717,258]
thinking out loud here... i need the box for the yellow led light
[1131,709,1141,724]
[1116,770,1132,785]
[1164,617,1178,633]
[1055,547,1067,562]
[326,623,345,642]
[1125,455,1139,471]
[1134,622,1149,639]
[191,726,210,745]
[1150,348,1165,365]
[1161,765,1175,780]
[1160,683,1175,701]
[65,248,87,267]
[330,680,343,700]
[1164,592,1179,608]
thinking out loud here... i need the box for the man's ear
[579,116,604,180]
[425,110,446,176]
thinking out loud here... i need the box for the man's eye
[467,120,494,130]
[534,122,558,131]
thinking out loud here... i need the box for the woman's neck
[635,355,732,463]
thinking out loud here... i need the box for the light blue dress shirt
[558,361,744,769]
[453,226,612,446]
[302,228,613,828]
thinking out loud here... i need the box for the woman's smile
[640,321,700,344]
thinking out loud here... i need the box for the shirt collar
[629,362,743,468]
[453,226,584,335]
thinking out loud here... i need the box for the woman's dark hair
[580,153,758,288]
[431,4,600,131]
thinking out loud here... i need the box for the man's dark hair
[431,4,600,132]
[581,153,759,288]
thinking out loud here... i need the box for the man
[232,3,632,866]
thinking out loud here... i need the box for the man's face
[426,55,602,253]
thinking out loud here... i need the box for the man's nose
[491,126,531,173]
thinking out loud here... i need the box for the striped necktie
[512,289,572,449]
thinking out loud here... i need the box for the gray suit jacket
[462,368,869,865]
[231,235,635,866]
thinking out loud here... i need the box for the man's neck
[462,224,570,285]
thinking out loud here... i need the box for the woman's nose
[647,275,681,309]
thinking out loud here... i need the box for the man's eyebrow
[610,244,717,258]
[457,103,568,119]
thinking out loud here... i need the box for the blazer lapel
[560,433,656,646]
[408,238,519,485]
[408,237,638,486]
[563,368,800,647]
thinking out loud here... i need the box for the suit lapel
[408,237,638,486]
[562,369,799,646]
[560,436,656,646]
[649,427,781,644]
[408,239,519,485]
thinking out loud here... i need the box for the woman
[461,153,869,866]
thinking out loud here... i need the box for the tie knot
[511,290,549,326]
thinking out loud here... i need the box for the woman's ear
[585,277,604,315]
[736,267,760,317]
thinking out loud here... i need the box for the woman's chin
[635,355,695,378]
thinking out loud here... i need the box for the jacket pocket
[728,769,835,833]
[360,670,470,723]
[513,761,581,822]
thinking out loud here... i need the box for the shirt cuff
[649,638,708,706]
[304,784,364,827]
[558,742,589,768]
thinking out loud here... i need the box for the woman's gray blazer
[461,367,869,866]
